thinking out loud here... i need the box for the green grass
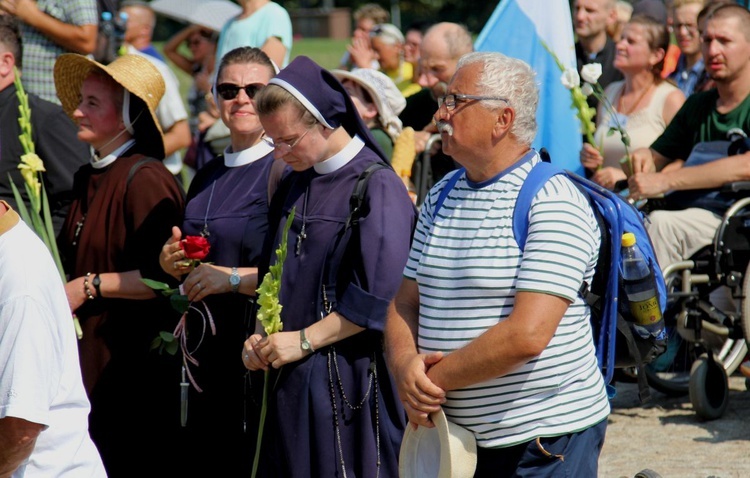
[290,38,349,70]
[156,38,351,102]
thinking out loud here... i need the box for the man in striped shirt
[386,51,610,477]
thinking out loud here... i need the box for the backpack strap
[320,162,390,314]
[347,162,390,229]
[512,161,563,251]
[433,167,465,219]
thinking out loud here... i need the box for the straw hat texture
[54,53,166,159]
[398,408,477,478]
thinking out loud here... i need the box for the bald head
[122,4,156,47]
[418,22,473,97]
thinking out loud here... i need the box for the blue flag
[475,0,583,174]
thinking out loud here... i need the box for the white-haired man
[386,51,610,477]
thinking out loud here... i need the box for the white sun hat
[331,68,406,142]
[398,408,477,478]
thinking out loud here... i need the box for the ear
[492,106,514,139]
[361,102,378,122]
[0,51,15,79]
[650,47,666,68]
[605,4,618,28]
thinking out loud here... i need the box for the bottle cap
[622,232,636,247]
[101,11,112,20]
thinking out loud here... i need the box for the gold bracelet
[83,272,95,301]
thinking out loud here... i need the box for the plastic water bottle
[621,232,666,340]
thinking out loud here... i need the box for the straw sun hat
[398,408,477,478]
[54,53,166,159]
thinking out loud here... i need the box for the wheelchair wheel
[741,263,750,348]
[689,354,729,420]
[646,272,747,396]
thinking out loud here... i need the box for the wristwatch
[300,328,315,354]
[229,267,240,293]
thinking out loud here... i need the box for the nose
[235,88,252,104]
[436,101,450,121]
[418,70,436,88]
[73,103,85,119]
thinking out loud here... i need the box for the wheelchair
[643,182,750,420]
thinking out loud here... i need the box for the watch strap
[300,328,315,353]
[230,267,240,293]
[92,273,102,298]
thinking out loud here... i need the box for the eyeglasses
[437,93,509,111]
[215,83,264,101]
[263,126,314,155]
[669,23,699,35]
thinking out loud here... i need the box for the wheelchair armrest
[721,181,750,193]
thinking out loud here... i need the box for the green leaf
[165,339,179,355]
[171,294,190,314]
[140,278,172,290]
[150,335,163,351]
[159,331,174,341]
[7,174,32,226]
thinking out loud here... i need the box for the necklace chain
[327,346,380,478]
[201,181,217,238]
[617,81,654,116]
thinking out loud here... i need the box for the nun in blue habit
[242,56,416,477]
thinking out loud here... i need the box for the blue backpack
[434,158,667,402]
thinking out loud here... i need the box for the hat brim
[54,54,166,159]
[398,408,477,478]
[331,70,386,117]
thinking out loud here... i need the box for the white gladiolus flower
[581,63,603,84]
[581,83,594,97]
[560,68,580,90]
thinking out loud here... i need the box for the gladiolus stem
[251,370,270,478]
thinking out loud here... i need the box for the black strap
[347,162,389,229]
[126,157,158,189]
[585,289,652,403]
[320,162,389,313]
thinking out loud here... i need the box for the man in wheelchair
[628,4,750,273]
[623,4,750,415]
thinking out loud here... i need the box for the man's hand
[628,172,670,200]
[628,148,657,176]
[392,352,446,429]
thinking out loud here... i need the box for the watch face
[230,275,241,286]
[302,341,310,350]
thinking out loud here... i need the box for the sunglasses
[215,83,264,101]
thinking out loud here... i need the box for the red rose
[181,235,210,261]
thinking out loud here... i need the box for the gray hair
[456,51,538,146]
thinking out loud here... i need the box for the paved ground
[599,374,750,478]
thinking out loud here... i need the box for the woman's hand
[580,142,604,171]
[64,275,88,313]
[242,333,269,371]
[159,226,190,280]
[591,166,626,190]
[348,36,376,69]
[182,263,232,302]
[252,331,309,369]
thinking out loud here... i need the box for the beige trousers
[645,208,722,270]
